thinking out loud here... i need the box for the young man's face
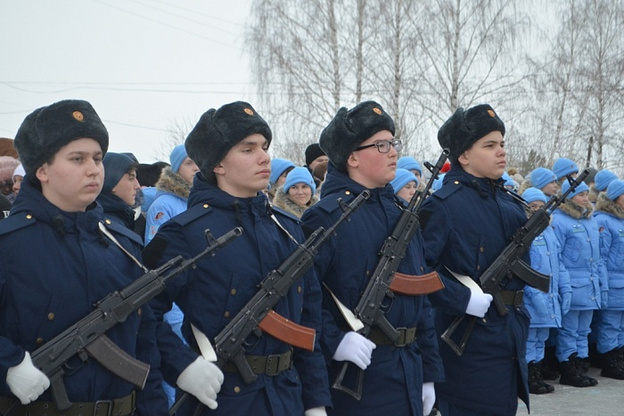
[308,155,329,172]
[36,138,104,212]
[177,156,200,184]
[214,133,271,198]
[347,130,399,189]
[458,130,506,180]
[112,169,140,206]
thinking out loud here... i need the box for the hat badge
[372,107,382,115]
[72,111,84,122]
[244,108,254,116]
[487,109,495,118]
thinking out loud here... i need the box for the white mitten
[304,406,327,416]
[332,331,376,370]
[465,290,493,318]
[6,352,50,405]
[176,356,224,410]
[422,382,435,416]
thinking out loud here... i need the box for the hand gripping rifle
[5,227,242,414]
[441,169,590,356]
[170,191,370,416]
[332,150,449,401]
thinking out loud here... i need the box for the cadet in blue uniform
[418,104,530,415]
[144,101,331,415]
[301,101,443,416]
[0,100,168,415]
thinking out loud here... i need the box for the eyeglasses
[354,139,402,154]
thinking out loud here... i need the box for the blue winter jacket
[524,226,571,327]
[145,174,331,415]
[418,166,530,415]
[301,164,443,416]
[593,193,624,310]
[0,179,168,415]
[551,200,607,310]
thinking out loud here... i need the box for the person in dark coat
[97,152,140,229]
[0,99,168,415]
[301,101,443,416]
[418,104,530,415]
[144,101,331,415]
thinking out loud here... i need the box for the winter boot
[559,354,597,387]
[573,355,598,385]
[541,345,560,380]
[528,361,555,394]
[600,348,624,380]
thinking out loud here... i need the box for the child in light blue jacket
[551,181,608,388]
[593,179,624,379]
[522,188,571,394]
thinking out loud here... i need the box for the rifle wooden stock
[258,310,316,352]
[389,271,444,295]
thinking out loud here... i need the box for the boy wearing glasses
[418,104,530,415]
[301,101,443,416]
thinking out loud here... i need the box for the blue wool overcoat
[145,175,331,416]
[301,164,443,416]
[0,179,168,415]
[418,166,530,415]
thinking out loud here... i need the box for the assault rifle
[7,227,242,414]
[170,191,370,416]
[332,150,449,400]
[441,169,590,356]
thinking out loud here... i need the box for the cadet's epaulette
[432,180,462,200]
[0,213,37,236]
[316,190,357,214]
[271,205,301,223]
[101,218,143,246]
[171,203,213,226]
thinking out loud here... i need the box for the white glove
[305,406,327,416]
[465,290,493,318]
[176,356,224,410]
[6,352,50,405]
[332,331,376,370]
[422,382,435,416]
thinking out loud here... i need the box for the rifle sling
[0,391,135,416]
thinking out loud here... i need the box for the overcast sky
[1,0,254,163]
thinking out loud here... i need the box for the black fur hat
[319,100,395,172]
[14,99,109,179]
[185,101,272,178]
[438,104,505,163]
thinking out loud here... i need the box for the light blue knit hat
[595,169,618,192]
[562,180,589,199]
[283,166,316,195]
[522,187,548,204]
[607,180,624,201]
[270,158,295,185]
[397,157,422,175]
[530,167,557,189]
[553,158,578,180]
[390,168,419,194]
[169,144,188,173]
